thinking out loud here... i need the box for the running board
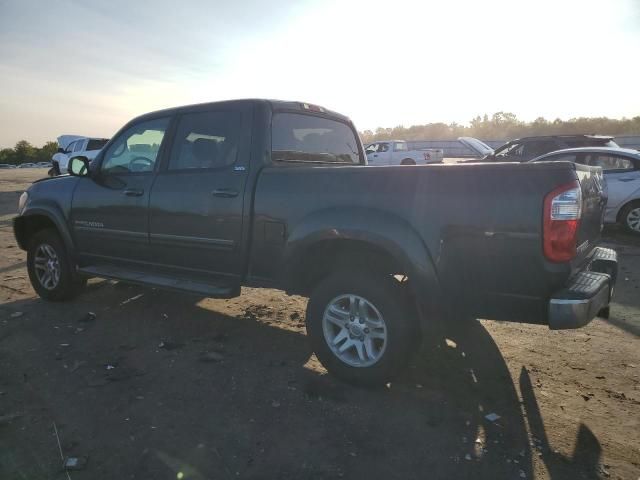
[78,265,241,298]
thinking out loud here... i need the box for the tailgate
[574,164,606,266]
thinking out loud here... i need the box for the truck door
[148,106,252,281]
[72,116,172,265]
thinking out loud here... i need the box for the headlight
[18,191,28,213]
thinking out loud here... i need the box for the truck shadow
[0,283,602,480]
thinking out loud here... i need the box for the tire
[400,158,416,165]
[306,270,418,386]
[27,229,82,301]
[620,201,640,235]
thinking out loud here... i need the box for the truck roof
[130,99,351,124]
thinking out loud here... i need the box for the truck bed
[250,161,605,323]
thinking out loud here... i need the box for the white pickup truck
[51,135,109,175]
[364,140,444,165]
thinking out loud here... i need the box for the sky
[0,0,639,147]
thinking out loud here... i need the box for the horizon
[1,0,639,148]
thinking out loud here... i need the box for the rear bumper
[548,247,618,330]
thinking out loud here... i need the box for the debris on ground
[63,456,88,470]
[9,311,24,318]
[79,312,96,322]
[484,413,501,422]
[464,453,472,461]
[120,293,144,306]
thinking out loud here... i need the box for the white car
[531,147,640,235]
[52,135,108,174]
[364,140,443,165]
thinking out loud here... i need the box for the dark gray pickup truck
[14,99,618,385]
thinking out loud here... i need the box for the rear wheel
[306,270,418,386]
[400,158,416,165]
[27,229,83,301]
[620,201,640,235]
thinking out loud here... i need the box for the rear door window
[585,154,635,172]
[168,110,241,170]
[272,113,361,164]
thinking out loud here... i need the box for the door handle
[212,188,239,198]
[122,188,144,197]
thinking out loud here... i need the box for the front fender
[14,203,75,256]
[283,207,441,306]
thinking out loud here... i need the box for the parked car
[459,135,619,162]
[36,161,52,168]
[17,163,36,168]
[530,147,640,235]
[364,140,443,165]
[51,135,109,174]
[13,99,617,385]
[0,163,16,169]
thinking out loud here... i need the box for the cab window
[101,117,170,174]
[585,154,635,172]
[394,142,408,152]
[272,113,361,164]
[168,110,241,170]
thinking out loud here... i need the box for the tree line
[0,140,58,165]
[360,113,640,143]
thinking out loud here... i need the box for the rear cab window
[272,113,362,165]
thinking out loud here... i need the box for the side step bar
[78,265,241,299]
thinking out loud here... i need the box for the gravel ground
[1,169,638,480]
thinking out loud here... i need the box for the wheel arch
[14,206,75,255]
[281,207,441,312]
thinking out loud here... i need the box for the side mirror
[68,156,91,177]
[57,147,65,153]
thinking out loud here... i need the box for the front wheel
[400,158,416,165]
[27,229,83,301]
[306,271,418,386]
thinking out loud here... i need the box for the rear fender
[283,207,441,312]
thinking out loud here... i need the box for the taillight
[543,181,582,262]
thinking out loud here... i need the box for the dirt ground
[1,169,639,480]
